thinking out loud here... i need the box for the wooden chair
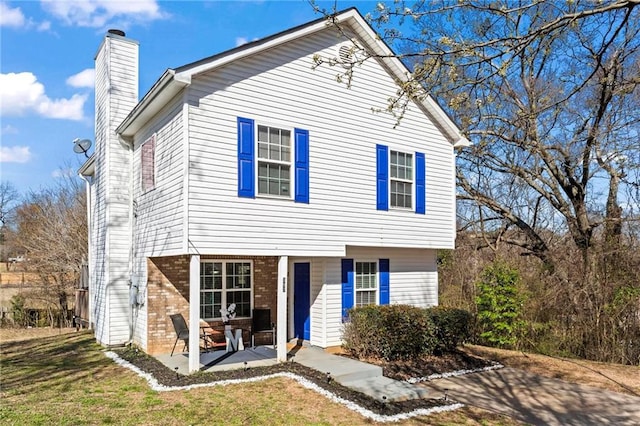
[199,321,228,351]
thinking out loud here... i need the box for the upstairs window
[376,144,425,214]
[141,134,155,192]
[237,117,309,203]
[390,150,413,209]
[257,125,291,197]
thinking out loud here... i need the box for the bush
[10,295,28,327]
[426,306,472,353]
[342,304,437,361]
[475,260,525,348]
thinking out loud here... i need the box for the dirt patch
[0,326,76,343]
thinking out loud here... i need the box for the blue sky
[1,0,378,195]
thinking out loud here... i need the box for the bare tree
[13,177,87,326]
[313,1,640,362]
[0,181,19,228]
[0,181,21,264]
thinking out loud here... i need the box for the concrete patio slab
[292,346,430,402]
[156,346,278,375]
[291,346,382,382]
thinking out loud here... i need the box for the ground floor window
[355,261,378,307]
[200,260,252,320]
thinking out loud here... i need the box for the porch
[147,255,306,372]
[156,345,280,375]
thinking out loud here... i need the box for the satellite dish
[73,138,92,157]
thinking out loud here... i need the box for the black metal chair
[169,313,212,356]
[251,308,276,348]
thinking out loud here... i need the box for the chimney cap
[107,29,125,37]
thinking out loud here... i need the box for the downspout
[78,173,93,329]
[122,136,137,345]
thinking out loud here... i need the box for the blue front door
[294,262,311,341]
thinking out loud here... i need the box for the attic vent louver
[338,45,354,68]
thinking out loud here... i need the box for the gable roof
[117,8,470,147]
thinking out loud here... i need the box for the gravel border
[105,350,465,423]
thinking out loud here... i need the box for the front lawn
[0,328,520,425]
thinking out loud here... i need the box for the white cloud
[0,72,87,120]
[41,0,167,28]
[1,2,51,31]
[0,146,31,163]
[37,20,51,31]
[0,2,25,27]
[66,68,95,88]
[1,124,18,135]
[235,37,248,47]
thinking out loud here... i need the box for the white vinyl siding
[320,258,344,347]
[186,26,456,255]
[308,259,325,346]
[315,247,438,348]
[132,93,185,257]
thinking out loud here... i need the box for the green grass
[0,330,521,425]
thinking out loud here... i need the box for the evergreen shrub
[426,306,472,353]
[342,304,437,361]
[475,260,525,348]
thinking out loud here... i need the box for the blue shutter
[294,128,309,203]
[415,152,426,214]
[379,259,390,305]
[376,144,389,210]
[237,117,255,198]
[341,259,354,320]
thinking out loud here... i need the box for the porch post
[188,254,200,373]
[277,256,288,362]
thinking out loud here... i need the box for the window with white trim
[200,261,252,320]
[390,150,413,208]
[257,125,291,197]
[141,135,156,192]
[355,261,378,307]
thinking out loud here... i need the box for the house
[79,8,469,372]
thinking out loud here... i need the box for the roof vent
[107,29,125,37]
[337,42,366,69]
[338,45,353,68]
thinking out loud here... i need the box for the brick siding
[146,255,278,354]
